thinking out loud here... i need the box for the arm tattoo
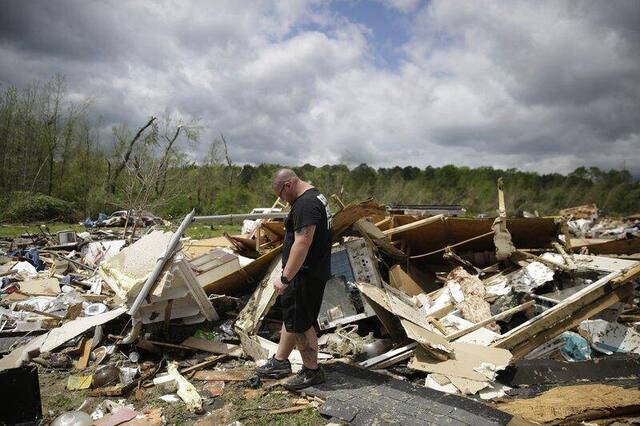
[295,225,309,237]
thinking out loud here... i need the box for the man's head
[272,168,299,203]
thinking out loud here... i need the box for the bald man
[256,169,332,390]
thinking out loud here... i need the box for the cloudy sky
[1,0,638,174]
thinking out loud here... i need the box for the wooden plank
[180,354,229,375]
[75,338,92,370]
[193,369,252,381]
[374,217,392,231]
[383,214,444,237]
[497,177,506,217]
[175,260,219,322]
[356,219,386,239]
[571,237,640,256]
[445,301,534,341]
[357,219,407,258]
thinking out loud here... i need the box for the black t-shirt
[282,187,332,280]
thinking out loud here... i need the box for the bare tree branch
[108,116,157,194]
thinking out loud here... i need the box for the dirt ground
[39,364,326,425]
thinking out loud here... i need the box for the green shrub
[1,191,77,222]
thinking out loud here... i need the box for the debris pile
[1,188,639,424]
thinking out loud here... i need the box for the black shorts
[279,273,327,333]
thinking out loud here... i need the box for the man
[256,169,332,390]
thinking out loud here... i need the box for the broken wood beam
[383,214,444,238]
[180,354,229,375]
[445,301,534,341]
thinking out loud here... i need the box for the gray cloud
[0,0,638,175]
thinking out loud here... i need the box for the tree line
[1,76,638,222]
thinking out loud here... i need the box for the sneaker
[256,356,292,379]
[283,366,325,391]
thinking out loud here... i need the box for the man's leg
[294,326,319,369]
[255,324,294,379]
[275,323,297,361]
[283,325,324,390]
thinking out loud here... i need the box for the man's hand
[274,276,287,295]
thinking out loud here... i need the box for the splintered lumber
[493,263,640,360]
[445,301,534,341]
[383,214,444,237]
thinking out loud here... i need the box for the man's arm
[275,224,316,294]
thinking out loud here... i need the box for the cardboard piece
[400,319,452,355]
[18,278,60,295]
[408,342,512,382]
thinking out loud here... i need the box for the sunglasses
[277,180,291,199]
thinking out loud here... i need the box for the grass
[39,370,90,416]
[0,223,86,239]
[0,222,242,240]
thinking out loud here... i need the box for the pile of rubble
[1,190,639,425]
